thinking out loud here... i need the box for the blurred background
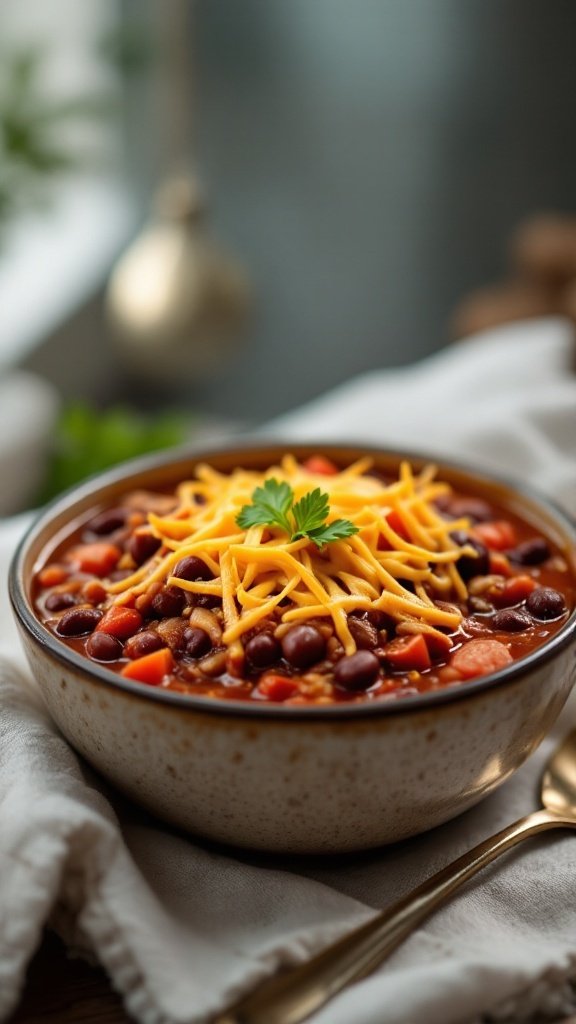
[2,0,576,511]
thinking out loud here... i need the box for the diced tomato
[66,542,122,577]
[377,509,411,549]
[96,605,143,639]
[302,455,339,475]
[472,520,517,551]
[450,638,513,679]
[386,509,411,541]
[494,574,538,608]
[385,633,431,672]
[257,673,300,701]
[82,580,108,605]
[37,564,68,588]
[121,647,173,685]
[489,552,512,577]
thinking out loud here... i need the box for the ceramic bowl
[9,443,576,854]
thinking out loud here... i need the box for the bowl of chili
[9,443,576,853]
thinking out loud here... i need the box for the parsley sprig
[236,478,358,548]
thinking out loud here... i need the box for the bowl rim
[9,438,576,721]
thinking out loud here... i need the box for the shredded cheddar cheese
[105,457,472,656]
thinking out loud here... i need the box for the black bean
[510,538,551,566]
[183,627,212,658]
[86,631,123,661]
[150,586,185,618]
[127,532,161,566]
[281,625,326,669]
[109,569,133,582]
[194,594,220,609]
[526,587,566,620]
[444,497,493,523]
[491,609,532,632]
[451,531,490,581]
[364,608,389,630]
[56,607,103,637]
[124,630,164,660]
[334,651,380,691]
[45,592,76,612]
[86,508,127,535]
[348,616,378,650]
[173,555,213,581]
[245,633,281,668]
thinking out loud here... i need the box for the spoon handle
[218,809,575,1024]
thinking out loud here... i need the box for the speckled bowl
[9,443,576,853]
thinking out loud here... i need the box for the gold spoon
[217,728,576,1024]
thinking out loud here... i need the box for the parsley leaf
[305,519,359,548]
[292,487,329,538]
[235,477,358,548]
[236,478,293,534]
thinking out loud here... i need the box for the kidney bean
[510,538,551,566]
[526,587,566,620]
[245,633,281,668]
[491,608,532,632]
[451,531,490,581]
[150,586,185,617]
[348,615,378,650]
[173,555,213,581]
[124,630,164,660]
[45,592,76,613]
[86,508,127,536]
[183,627,212,658]
[334,651,380,691]
[86,631,123,661]
[56,606,103,637]
[281,625,326,669]
[127,532,161,566]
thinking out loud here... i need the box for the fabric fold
[1,317,576,1024]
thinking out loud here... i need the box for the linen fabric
[1,317,576,1024]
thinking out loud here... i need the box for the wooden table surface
[10,931,132,1024]
[10,929,576,1024]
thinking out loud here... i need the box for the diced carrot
[302,455,339,475]
[66,542,122,577]
[96,605,143,639]
[121,647,173,685]
[489,552,513,577]
[472,520,517,551]
[37,564,68,588]
[385,633,431,672]
[450,639,513,679]
[257,673,300,701]
[494,574,538,608]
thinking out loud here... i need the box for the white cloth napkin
[2,316,576,1024]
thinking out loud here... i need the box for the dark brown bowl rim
[9,439,576,721]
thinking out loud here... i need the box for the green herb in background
[0,46,113,242]
[37,402,190,503]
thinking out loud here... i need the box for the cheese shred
[105,456,472,656]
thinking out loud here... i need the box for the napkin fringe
[481,957,576,1023]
